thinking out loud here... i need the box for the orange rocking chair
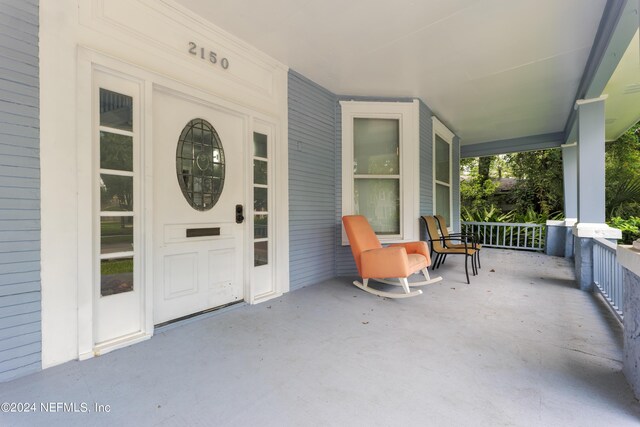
[342,215,442,298]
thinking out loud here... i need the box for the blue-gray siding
[419,101,433,216]
[0,0,40,382]
[452,136,461,231]
[419,101,434,240]
[288,71,337,290]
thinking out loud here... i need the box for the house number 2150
[188,42,230,70]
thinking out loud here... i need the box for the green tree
[460,156,499,213]
[606,122,640,218]
[505,149,564,216]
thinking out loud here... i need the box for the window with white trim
[433,117,454,228]
[341,101,419,244]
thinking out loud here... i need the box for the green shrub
[608,217,640,244]
[461,205,563,224]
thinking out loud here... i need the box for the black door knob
[235,204,244,224]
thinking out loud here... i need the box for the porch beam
[460,132,563,158]
[563,0,639,144]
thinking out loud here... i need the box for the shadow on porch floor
[1,249,639,426]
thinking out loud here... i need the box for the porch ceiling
[175,0,608,145]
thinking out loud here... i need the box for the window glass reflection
[354,178,400,235]
[101,216,133,254]
[254,160,267,185]
[254,187,268,212]
[100,174,133,212]
[99,89,133,131]
[100,132,133,171]
[254,215,268,239]
[354,118,399,175]
[253,133,267,158]
[435,135,450,183]
[254,241,268,267]
[101,256,134,296]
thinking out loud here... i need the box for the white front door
[153,88,245,325]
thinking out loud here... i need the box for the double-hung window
[341,101,419,244]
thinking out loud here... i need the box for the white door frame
[76,48,288,360]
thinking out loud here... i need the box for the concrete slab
[1,249,639,426]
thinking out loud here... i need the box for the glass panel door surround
[253,132,269,267]
[99,88,135,297]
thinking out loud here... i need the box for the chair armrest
[449,232,480,240]
[361,247,409,278]
[389,241,430,260]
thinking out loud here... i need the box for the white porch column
[550,142,578,258]
[572,95,621,291]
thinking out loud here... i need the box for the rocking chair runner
[421,216,478,284]
[342,215,442,299]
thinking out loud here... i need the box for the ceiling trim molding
[563,0,639,143]
[460,132,564,158]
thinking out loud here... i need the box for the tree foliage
[460,121,640,231]
[605,122,640,218]
[504,149,564,216]
[461,150,563,222]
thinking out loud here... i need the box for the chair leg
[441,254,447,265]
[477,251,481,269]
[464,255,470,284]
[399,277,411,294]
[470,253,475,275]
[436,253,444,269]
[471,252,478,276]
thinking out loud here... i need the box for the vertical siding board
[0,0,40,381]
[288,70,337,290]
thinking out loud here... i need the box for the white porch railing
[460,221,545,251]
[592,237,624,321]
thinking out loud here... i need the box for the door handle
[235,204,245,224]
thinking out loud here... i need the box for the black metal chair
[421,216,477,284]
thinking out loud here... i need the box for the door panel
[153,88,245,324]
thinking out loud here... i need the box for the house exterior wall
[452,136,461,232]
[0,0,41,382]
[287,82,455,279]
[419,101,434,218]
[288,71,337,290]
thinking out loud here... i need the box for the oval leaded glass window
[176,118,225,211]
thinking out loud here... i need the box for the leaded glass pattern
[176,119,225,211]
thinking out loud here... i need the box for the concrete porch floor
[1,249,639,426]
